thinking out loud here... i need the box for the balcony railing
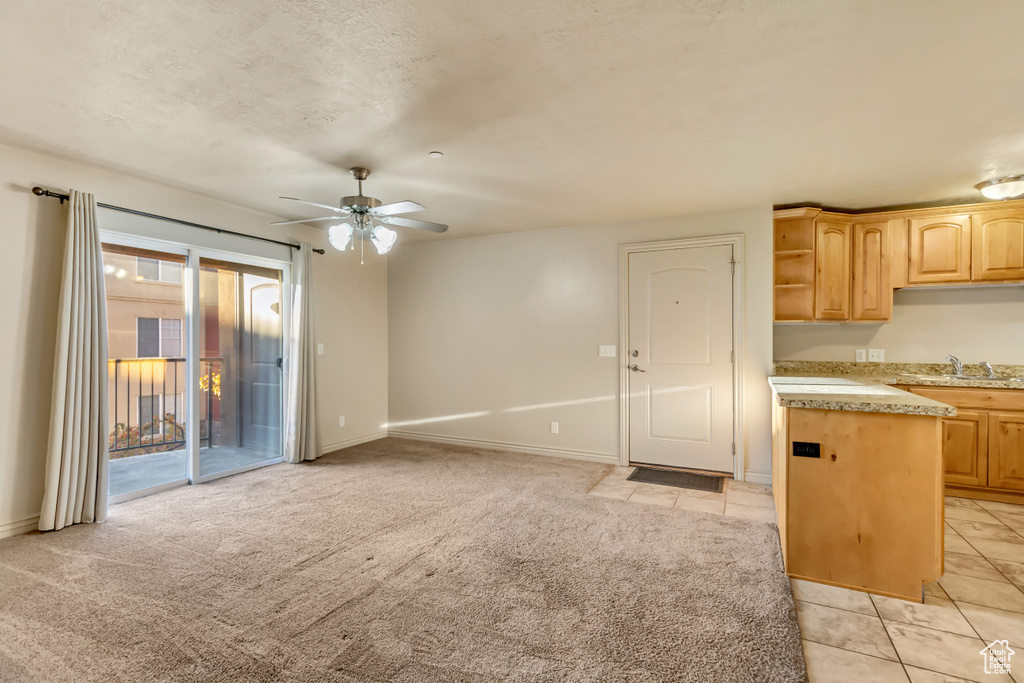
[108,357,222,458]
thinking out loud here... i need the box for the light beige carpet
[0,438,806,682]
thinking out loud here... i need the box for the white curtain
[39,190,109,531]
[284,242,321,462]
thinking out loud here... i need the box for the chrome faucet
[946,354,964,376]
[980,361,996,378]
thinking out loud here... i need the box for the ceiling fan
[273,167,448,260]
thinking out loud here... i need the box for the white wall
[387,206,774,480]
[0,142,387,536]
[774,286,1024,364]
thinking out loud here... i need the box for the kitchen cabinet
[989,412,1024,491]
[904,386,1024,500]
[771,395,943,602]
[851,220,892,321]
[941,410,988,488]
[814,220,851,320]
[908,213,972,284]
[773,211,816,322]
[972,210,1024,282]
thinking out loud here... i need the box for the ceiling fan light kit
[975,175,1024,200]
[274,167,448,262]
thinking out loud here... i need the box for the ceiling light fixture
[975,175,1024,200]
[328,223,354,251]
[273,167,448,263]
[428,151,443,158]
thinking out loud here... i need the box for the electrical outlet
[550,421,559,434]
[856,349,867,362]
[599,345,616,357]
[868,349,885,363]
[339,416,345,427]
[317,343,324,355]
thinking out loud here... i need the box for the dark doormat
[627,467,725,493]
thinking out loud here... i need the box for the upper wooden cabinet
[908,213,972,284]
[774,200,1024,323]
[851,221,892,321]
[814,221,851,321]
[972,211,1024,282]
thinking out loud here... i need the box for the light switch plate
[339,416,345,427]
[856,349,867,362]
[599,345,616,357]
[868,349,885,362]
[317,343,324,355]
[550,421,559,434]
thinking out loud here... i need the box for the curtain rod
[32,187,325,255]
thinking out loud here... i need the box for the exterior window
[137,317,183,358]
[137,257,183,283]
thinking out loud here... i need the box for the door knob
[629,364,646,373]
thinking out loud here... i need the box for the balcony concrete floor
[109,445,279,496]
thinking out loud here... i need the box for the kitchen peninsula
[770,374,954,602]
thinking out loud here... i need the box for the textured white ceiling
[1,1,1023,240]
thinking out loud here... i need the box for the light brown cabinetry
[989,413,1024,491]
[972,211,1024,281]
[908,213,972,284]
[772,398,942,602]
[941,410,988,488]
[851,221,892,321]
[814,221,851,320]
[775,200,1024,324]
[773,212,816,322]
[905,386,1024,499]
[773,209,889,323]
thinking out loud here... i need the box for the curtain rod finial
[32,186,45,196]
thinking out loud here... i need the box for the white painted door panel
[628,245,734,472]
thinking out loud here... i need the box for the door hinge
[730,260,736,275]
[731,350,735,364]
[732,442,736,455]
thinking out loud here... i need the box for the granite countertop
[774,361,1024,391]
[769,376,957,417]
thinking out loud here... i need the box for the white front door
[627,244,735,472]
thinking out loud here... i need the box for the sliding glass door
[102,238,288,502]
[197,257,284,478]
[103,244,190,498]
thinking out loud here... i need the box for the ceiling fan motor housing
[341,195,382,212]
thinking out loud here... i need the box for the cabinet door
[851,221,892,321]
[989,412,1024,491]
[814,221,851,320]
[908,214,971,283]
[972,211,1024,281]
[942,411,988,487]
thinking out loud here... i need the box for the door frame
[99,231,291,502]
[618,234,746,480]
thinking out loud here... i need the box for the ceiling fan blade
[384,216,449,233]
[271,216,348,226]
[279,196,347,214]
[370,200,425,216]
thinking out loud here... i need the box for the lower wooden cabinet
[905,386,1024,497]
[989,412,1024,491]
[942,410,988,487]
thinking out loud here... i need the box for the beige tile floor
[588,466,777,522]
[589,473,1024,682]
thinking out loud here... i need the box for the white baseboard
[743,471,772,485]
[321,431,388,455]
[0,515,40,539]
[388,430,620,466]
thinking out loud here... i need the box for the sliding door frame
[100,231,291,503]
